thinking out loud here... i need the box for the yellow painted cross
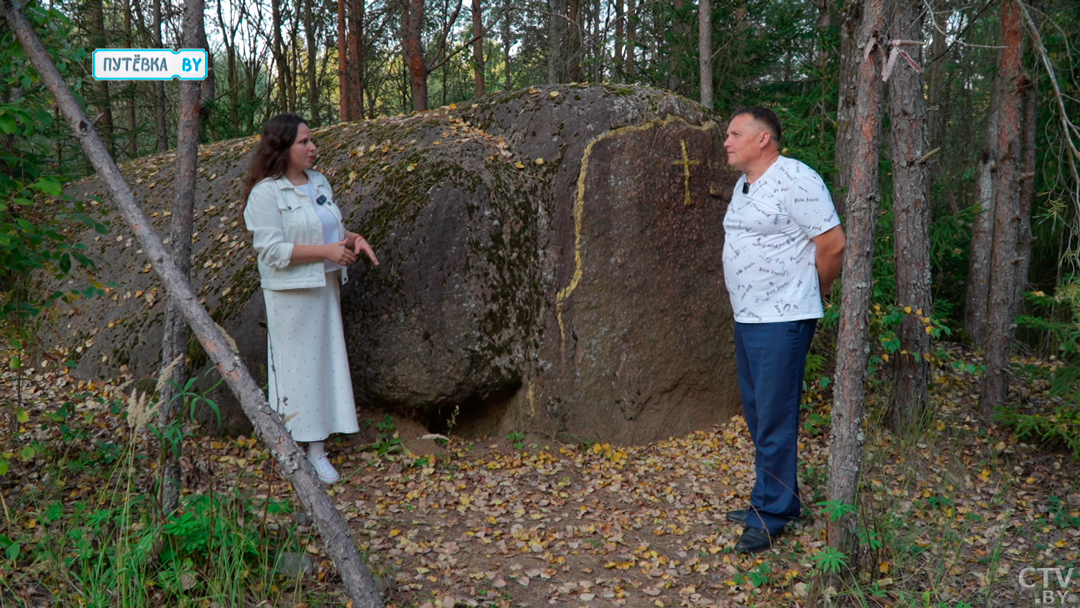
[672,139,699,206]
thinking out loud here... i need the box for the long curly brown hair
[240,113,308,213]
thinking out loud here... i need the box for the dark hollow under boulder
[48,84,742,445]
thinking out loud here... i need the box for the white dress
[264,270,359,442]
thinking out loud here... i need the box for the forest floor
[1,348,1078,607]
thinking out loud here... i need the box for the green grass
[0,433,341,607]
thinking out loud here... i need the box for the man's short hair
[731,106,782,147]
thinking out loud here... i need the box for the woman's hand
[324,239,358,266]
[347,233,380,266]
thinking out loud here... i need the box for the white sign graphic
[93,49,207,81]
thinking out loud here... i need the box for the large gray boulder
[49,84,741,445]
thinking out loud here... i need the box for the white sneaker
[309,453,340,484]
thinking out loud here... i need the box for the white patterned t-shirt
[722,156,840,323]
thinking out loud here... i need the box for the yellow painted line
[555,116,720,350]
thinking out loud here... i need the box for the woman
[242,113,378,484]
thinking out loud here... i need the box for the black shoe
[734,527,775,554]
[727,508,802,526]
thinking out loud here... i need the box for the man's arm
[812,225,846,295]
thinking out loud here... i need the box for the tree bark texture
[158,0,204,517]
[832,0,865,217]
[403,0,428,111]
[337,0,350,120]
[886,0,931,433]
[348,0,365,119]
[503,0,512,89]
[926,0,947,157]
[567,0,582,82]
[304,0,320,125]
[154,0,168,152]
[964,74,1001,347]
[626,0,636,77]
[1016,37,1036,318]
[2,3,385,605]
[827,0,889,557]
[472,0,485,97]
[86,0,114,156]
[614,0,624,80]
[547,0,570,83]
[980,0,1027,417]
[216,0,239,130]
[272,0,292,112]
[122,0,137,159]
[698,0,713,108]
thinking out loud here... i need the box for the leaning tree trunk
[887,0,931,433]
[827,0,889,558]
[698,0,712,108]
[158,0,204,517]
[980,0,1027,418]
[2,3,385,606]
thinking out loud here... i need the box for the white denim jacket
[243,170,348,290]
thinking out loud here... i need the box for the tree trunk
[158,0,205,518]
[887,0,931,433]
[567,0,582,82]
[337,0,350,120]
[472,0,485,97]
[1016,17,1037,321]
[626,0,636,78]
[698,0,712,107]
[925,0,947,156]
[832,0,864,217]
[980,0,1027,417]
[154,0,168,151]
[614,0,624,81]
[548,0,567,83]
[348,0,364,119]
[123,0,138,159]
[272,0,291,112]
[87,0,114,156]
[827,0,888,557]
[403,0,428,111]
[965,75,1001,346]
[304,0,320,125]
[503,0,512,89]
[3,4,385,605]
[216,0,239,130]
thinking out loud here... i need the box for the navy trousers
[733,319,817,535]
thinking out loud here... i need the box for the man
[721,106,846,553]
